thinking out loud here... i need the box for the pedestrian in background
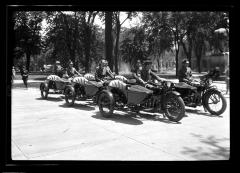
[20,66,29,88]
[225,65,229,94]
[12,66,16,84]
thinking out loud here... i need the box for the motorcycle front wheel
[164,94,185,122]
[204,90,227,115]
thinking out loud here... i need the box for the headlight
[166,81,172,88]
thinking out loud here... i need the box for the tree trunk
[114,23,120,74]
[26,51,31,72]
[84,26,91,73]
[105,12,113,71]
[175,48,179,76]
[195,43,203,73]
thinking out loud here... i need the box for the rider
[53,60,64,78]
[20,65,29,88]
[131,59,145,85]
[67,61,81,78]
[178,59,193,84]
[138,59,166,86]
[95,59,115,82]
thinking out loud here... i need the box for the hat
[143,59,152,64]
[56,61,60,64]
[100,59,108,65]
[182,59,189,64]
[69,61,73,65]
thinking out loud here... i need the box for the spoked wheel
[40,83,49,99]
[98,92,114,118]
[65,87,76,106]
[204,91,227,115]
[164,94,185,122]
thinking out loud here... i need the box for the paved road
[11,83,230,161]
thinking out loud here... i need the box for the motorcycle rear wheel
[204,91,227,115]
[40,83,48,99]
[98,92,114,118]
[65,87,76,106]
[164,94,185,122]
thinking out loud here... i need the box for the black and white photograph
[7,6,231,163]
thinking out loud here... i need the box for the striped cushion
[84,73,95,81]
[109,80,127,90]
[46,75,61,81]
[72,76,88,85]
[115,75,127,82]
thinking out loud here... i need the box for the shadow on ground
[181,133,230,160]
[92,109,181,125]
[59,102,95,111]
[185,108,223,118]
[36,97,64,102]
[92,112,143,125]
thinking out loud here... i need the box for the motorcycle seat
[72,76,88,85]
[109,79,127,90]
[84,73,95,81]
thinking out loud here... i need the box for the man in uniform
[140,59,166,85]
[95,59,115,82]
[53,60,64,78]
[67,61,81,77]
[178,59,193,84]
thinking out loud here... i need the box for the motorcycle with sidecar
[64,74,127,106]
[173,73,227,115]
[40,75,72,99]
[97,79,185,122]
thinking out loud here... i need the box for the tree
[105,11,114,71]
[112,11,137,74]
[14,11,43,71]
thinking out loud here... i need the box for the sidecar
[98,79,185,122]
[98,79,153,117]
[40,75,72,99]
[64,74,105,106]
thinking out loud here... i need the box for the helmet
[69,61,73,65]
[56,61,60,64]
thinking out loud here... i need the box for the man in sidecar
[95,59,115,84]
[67,61,82,78]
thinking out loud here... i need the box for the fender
[202,88,221,103]
[166,90,181,97]
[64,85,75,95]
[40,82,48,91]
[97,89,114,104]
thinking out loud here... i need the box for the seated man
[95,59,115,82]
[53,60,64,78]
[139,59,166,86]
[178,59,193,84]
[131,59,145,85]
[67,61,81,78]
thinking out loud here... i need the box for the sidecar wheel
[40,83,48,99]
[204,91,227,115]
[65,87,76,106]
[164,94,185,122]
[98,92,114,118]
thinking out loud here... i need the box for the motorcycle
[97,79,185,122]
[64,74,126,106]
[40,75,72,99]
[173,73,227,115]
